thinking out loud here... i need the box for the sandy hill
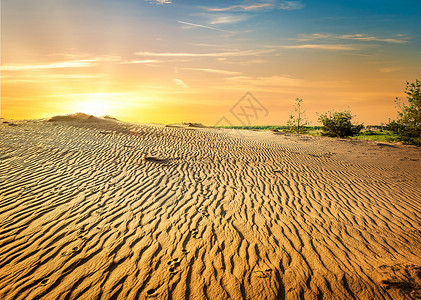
[0,118,420,299]
[46,112,128,133]
[47,112,97,121]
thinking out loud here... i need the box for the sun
[80,102,107,116]
[78,94,111,116]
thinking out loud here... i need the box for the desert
[0,114,420,299]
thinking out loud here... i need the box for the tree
[387,80,421,145]
[318,110,363,138]
[286,98,309,133]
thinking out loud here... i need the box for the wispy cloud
[190,43,227,48]
[48,92,128,98]
[223,75,304,91]
[208,15,249,25]
[221,75,352,93]
[146,0,171,4]
[295,33,409,44]
[280,44,358,50]
[379,67,402,73]
[2,56,122,71]
[173,78,188,88]
[122,59,162,64]
[205,1,304,12]
[1,60,96,71]
[206,3,273,12]
[178,21,225,32]
[135,50,271,57]
[278,1,304,10]
[182,68,242,75]
[340,34,408,44]
[1,73,102,83]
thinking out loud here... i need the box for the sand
[0,116,420,299]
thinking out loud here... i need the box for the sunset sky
[2,0,421,125]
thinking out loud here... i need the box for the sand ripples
[1,120,421,299]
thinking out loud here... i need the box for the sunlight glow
[77,94,111,116]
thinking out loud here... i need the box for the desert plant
[387,80,421,145]
[286,98,309,133]
[318,110,363,138]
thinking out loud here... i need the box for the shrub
[318,110,363,138]
[387,80,421,145]
[286,98,309,133]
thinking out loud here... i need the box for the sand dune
[1,117,421,299]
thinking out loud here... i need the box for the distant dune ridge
[47,112,96,121]
[0,114,421,299]
[45,112,129,134]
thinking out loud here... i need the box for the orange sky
[1,0,420,125]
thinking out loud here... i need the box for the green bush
[387,80,421,146]
[318,110,363,138]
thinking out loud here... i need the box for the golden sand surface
[0,116,420,299]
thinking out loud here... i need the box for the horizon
[0,111,390,127]
[2,0,421,125]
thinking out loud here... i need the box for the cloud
[146,0,171,4]
[122,60,162,64]
[190,43,225,48]
[226,75,303,87]
[173,78,188,88]
[178,21,225,32]
[379,67,402,73]
[220,75,352,93]
[295,33,409,44]
[208,15,249,25]
[135,50,271,57]
[1,73,102,83]
[182,68,242,75]
[279,44,359,50]
[1,60,96,71]
[2,56,122,71]
[205,1,304,12]
[293,33,330,41]
[206,3,273,12]
[279,1,304,10]
[340,34,408,44]
[48,92,128,98]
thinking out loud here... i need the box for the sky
[1,0,421,125]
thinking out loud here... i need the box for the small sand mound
[47,112,95,122]
[103,115,118,121]
[182,122,206,128]
[46,113,128,133]
[166,122,206,128]
[143,155,166,162]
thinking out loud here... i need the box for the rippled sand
[1,117,420,299]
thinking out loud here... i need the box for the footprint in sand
[190,228,199,238]
[144,156,166,163]
[168,257,182,275]
[146,288,158,297]
[379,264,421,297]
[78,226,87,239]
[198,207,209,217]
[254,268,272,278]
